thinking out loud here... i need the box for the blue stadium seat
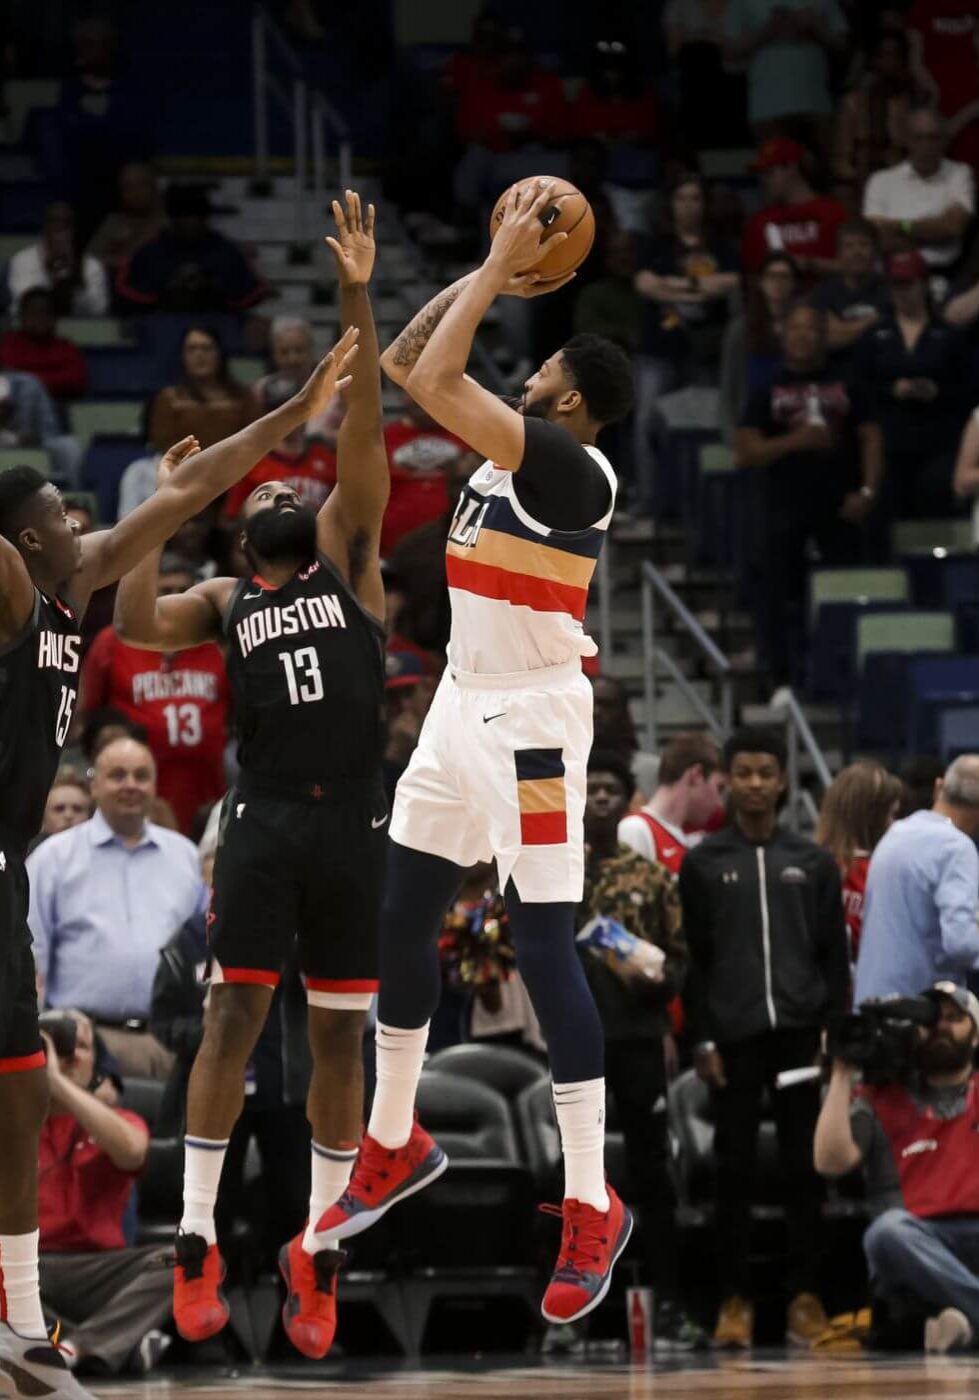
[939,706,979,763]
[80,434,144,523]
[901,551,979,610]
[85,348,159,398]
[907,655,979,752]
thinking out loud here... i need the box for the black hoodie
[679,822,849,1046]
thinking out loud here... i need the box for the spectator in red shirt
[570,38,658,145]
[222,374,338,522]
[37,1010,171,1374]
[381,394,468,556]
[741,138,849,278]
[0,288,89,401]
[908,0,979,167]
[816,760,903,966]
[81,554,230,834]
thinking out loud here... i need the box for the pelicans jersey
[391,418,616,903]
[0,589,81,1066]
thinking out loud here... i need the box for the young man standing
[319,183,637,1326]
[680,726,849,1350]
[618,731,725,873]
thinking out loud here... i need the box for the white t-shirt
[7,243,109,316]
[863,159,975,267]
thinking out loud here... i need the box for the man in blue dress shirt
[855,756,979,1006]
[27,737,203,1076]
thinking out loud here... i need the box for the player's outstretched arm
[403,181,573,472]
[317,190,389,620]
[74,330,358,607]
[114,454,234,652]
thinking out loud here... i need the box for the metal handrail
[311,92,352,212]
[772,688,832,832]
[641,560,733,752]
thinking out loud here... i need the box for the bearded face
[243,500,318,565]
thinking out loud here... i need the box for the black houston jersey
[224,553,386,789]
[0,591,81,853]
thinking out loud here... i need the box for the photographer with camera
[815,984,979,1354]
[37,1010,171,1375]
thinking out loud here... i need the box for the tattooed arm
[379,274,476,388]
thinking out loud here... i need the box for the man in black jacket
[679,726,849,1351]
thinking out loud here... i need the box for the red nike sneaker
[540,1186,634,1324]
[173,1232,229,1342]
[279,1233,344,1359]
[315,1122,448,1241]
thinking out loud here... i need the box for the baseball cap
[927,981,979,1032]
[752,137,808,172]
[385,649,427,690]
[886,249,927,283]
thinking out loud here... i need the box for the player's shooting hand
[325,189,376,287]
[499,268,576,298]
[485,179,569,282]
[296,325,360,416]
[156,435,201,487]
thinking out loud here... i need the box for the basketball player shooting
[0,339,353,1398]
[318,181,637,1326]
[114,192,389,1362]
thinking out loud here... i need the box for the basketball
[489,176,595,283]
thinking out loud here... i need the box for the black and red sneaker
[315,1121,447,1241]
[279,1233,344,1360]
[540,1187,633,1324]
[172,1232,229,1342]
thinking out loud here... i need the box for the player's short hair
[587,747,636,803]
[559,334,634,426]
[658,732,721,786]
[0,466,48,544]
[722,725,788,773]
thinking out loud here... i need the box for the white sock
[0,1231,46,1338]
[553,1078,610,1213]
[180,1136,229,1245]
[303,1142,358,1254]
[367,1021,430,1149]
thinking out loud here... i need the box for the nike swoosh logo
[371,814,389,829]
[243,591,264,600]
[483,713,506,724]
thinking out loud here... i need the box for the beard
[244,503,317,565]
[915,1032,976,1077]
[519,391,558,421]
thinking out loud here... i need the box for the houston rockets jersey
[82,626,230,833]
[0,591,81,853]
[444,445,616,675]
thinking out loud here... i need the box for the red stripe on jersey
[520,809,568,846]
[446,555,588,621]
[305,978,379,992]
[220,967,281,988]
[0,1050,46,1074]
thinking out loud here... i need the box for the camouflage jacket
[577,843,688,1041]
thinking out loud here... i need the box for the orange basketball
[489,176,595,283]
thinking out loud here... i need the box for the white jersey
[444,445,616,675]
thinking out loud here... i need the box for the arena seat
[120,1075,164,1134]
[668,1069,783,1226]
[69,399,143,449]
[79,433,145,522]
[0,447,49,476]
[58,317,129,348]
[906,655,979,752]
[855,612,956,752]
[939,705,979,762]
[892,518,974,555]
[426,1044,547,1101]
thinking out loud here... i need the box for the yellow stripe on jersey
[446,527,595,590]
[516,776,567,814]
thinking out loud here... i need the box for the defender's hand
[325,189,376,287]
[295,326,360,416]
[156,435,200,488]
[485,179,569,282]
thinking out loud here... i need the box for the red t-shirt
[570,87,657,143]
[0,331,88,398]
[381,421,466,556]
[456,70,568,150]
[842,854,870,965]
[39,1110,146,1253]
[82,626,230,834]
[223,444,338,520]
[909,0,979,120]
[741,197,850,273]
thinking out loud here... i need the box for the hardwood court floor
[92,1352,979,1399]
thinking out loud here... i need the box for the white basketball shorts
[390,658,592,903]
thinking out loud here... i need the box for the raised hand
[325,190,376,288]
[156,435,201,487]
[296,324,360,415]
[486,179,569,281]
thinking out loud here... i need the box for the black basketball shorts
[207,782,386,1005]
[0,849,44,1068]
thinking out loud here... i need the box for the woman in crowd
[147,325,253,453]
[719,251,799,443]
[816,760,902,966]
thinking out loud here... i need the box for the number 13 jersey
[224,553,386,791]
